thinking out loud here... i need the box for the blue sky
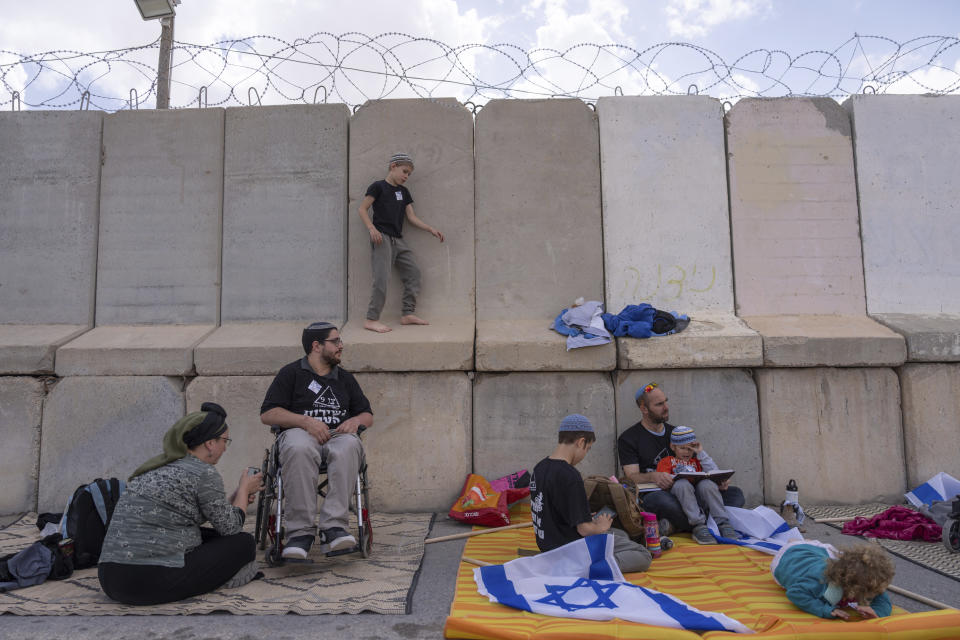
[2,0,958,109]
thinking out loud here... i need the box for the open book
[673,469,735,484]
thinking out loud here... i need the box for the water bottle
[641,512,662,558]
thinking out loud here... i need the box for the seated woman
[98,402,263,605]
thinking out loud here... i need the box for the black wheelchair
[253,426,372,566]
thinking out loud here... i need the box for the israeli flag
[707,505,804,555]
[474,534,752,633]
[905,472,960,508]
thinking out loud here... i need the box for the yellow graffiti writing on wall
[620,264,716,300]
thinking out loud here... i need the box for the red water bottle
[641,512,662,558]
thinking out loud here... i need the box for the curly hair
[823,544,895,602]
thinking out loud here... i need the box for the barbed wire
[2,32,959,112]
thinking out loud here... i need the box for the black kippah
[183,403,228,448]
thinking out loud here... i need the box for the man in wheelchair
[260,322,373,560]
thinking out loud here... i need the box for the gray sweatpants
[671,478,730,527]
[367,235,421,320]
[278,428,364,540]
[611,527,652,573]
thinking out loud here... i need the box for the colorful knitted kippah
[389,152,414,167]
[670,425,697,445]
[559,414,594,432]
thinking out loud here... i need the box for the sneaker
[281,535,314,559]
[692,524,717,545]
[718,523,739,540]
[321,527,357,552]
[657,518,674,537]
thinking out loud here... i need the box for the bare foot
[364,319,392,333]
[400,314,430,325]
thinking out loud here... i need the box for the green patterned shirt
[99,455,244,567]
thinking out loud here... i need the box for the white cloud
[664,0,771,40]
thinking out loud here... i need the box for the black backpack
[57,478,125,569]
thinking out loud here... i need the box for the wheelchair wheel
[254,448,273,550]
[355,465,373,558]
[944,518,960,553]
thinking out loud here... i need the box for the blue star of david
[535,577,620,612]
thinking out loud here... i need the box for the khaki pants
[367,235,421,320]
[278,429,364,540]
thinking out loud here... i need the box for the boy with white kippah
[656,425,737,544]
[529,414,652,572]
[358,152,445,333]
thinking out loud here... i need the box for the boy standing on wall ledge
[358,152,444,333]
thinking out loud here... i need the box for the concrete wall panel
[0,378,44,514]
[342,99,475,370]
[186,376,275,504]
[728,98,866,316]
[899,364,960,487]
[356,372,472,511]
[599,96,733,313]
[96,109,224,324]
[847,95,960,314]
[38,376,185,511]
[221,105,349,323]
[476,99,603,318]
[475,99,612,369]
[473,372,615,481]
[756,368,904,504]
[614,369,762,506]
[0,111,102,325]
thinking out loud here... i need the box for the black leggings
[98,530,255,606]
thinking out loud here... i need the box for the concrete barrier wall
[898,364,960,487]
[220,105,349,324]
[475,99,613,370]
[847,95,960,315]
[342,99,475,371]
[0,378,43,513]
[728,98,866,316]
[38,376,185,511]
[96,109,224,325]
[0,111,102,325]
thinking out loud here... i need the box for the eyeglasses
[217,436,232,447]
[323,337,344,346]
[640,382,659,396]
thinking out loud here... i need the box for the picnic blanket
[445,504,960,639]
[0,512,432,615]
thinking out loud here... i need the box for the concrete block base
[873,313,960,362]
[757,368,904,504]
[899,363,960,487]
[186,376,276,500]
[614,369,763,506]
[0,378,44,514]
[743,315,906,367]
[38,376,185,511]
[617,314,762,369]
[339,317,474,371]
[354,372,471,511]
[0,324,89,374]
[476,318,616,371]
[194,323,304,376]
[55,325,215,376]
[473,372,615,481]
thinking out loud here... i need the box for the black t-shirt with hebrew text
[530,457,592,552]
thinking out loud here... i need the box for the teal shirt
[99,455,244,567]
[773,544,892,619]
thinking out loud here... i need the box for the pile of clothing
[553,301,690,350]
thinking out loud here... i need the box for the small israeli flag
[905,472,960,508]
[473,534,752,633]
[707,505,804,555]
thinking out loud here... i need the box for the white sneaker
[281,535,313,559]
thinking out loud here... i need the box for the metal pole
[156,15,174,109]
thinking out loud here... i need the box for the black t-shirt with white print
[529,457,593,552]
[365,179,413,238]
[260,357,372,428]
[617,421,676,473]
